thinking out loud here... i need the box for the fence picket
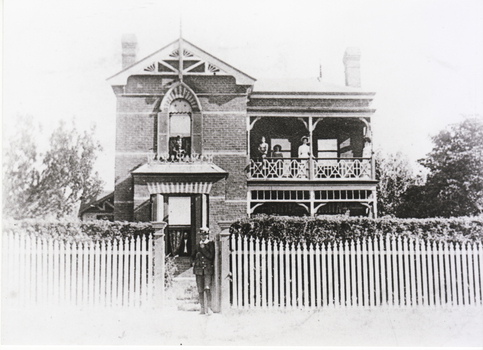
[350,240,356,306]
[327,242,333,307]
[315,243,321,308]
[356,239,362,307]
[478,243,483,305]
[427,241,435,307]
[344,241,351,307]
[231,235,238,308]
[422,240,430,306]
[71,242,77,306]
[291,243,297,309]
[362,238,368,308]
[284,242,290,308]
[443,242,451,305]
[467,242,475,306]
[260,238,267,308]
[265,238,270,309]
[272,240,278,308]
[368,237,374,307]
[321,243,327,307]
[101,240,107,307]
[336,241,343,307]
[237,235,243,308]
[278,241,284,308]
[310,244,315,309]
[112,239,119,307]
[403,238,410,307]
[461,242,469,306]
[148,234,153,305]
[409,238,416,306]
[135,236,141,307]
[249,237,255,308]
[297,243,303,308]
[243,236,248,308]
[285,242,291,308]
[106,240,112,307]
[436,241,444,306]
[455,243,463,306]
[255,237,260,308]
[129,237,135,307]
[385,236,392,306]
[303,243,309,309]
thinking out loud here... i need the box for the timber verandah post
[152,221,167,308]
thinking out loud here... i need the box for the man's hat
[200,228,210,234]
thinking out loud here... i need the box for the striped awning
[147,181,213,194]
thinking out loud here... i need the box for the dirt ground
[2,301,482,347]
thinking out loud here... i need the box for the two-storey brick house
[106,35,377,258]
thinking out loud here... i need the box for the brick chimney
[343,47,361,88]
[121,33,138,69]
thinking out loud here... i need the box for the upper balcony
[247,116,376,182]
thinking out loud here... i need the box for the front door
[151,193,204,272]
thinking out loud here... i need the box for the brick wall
[114,73,250,222]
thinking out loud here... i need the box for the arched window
[169,99,192,159]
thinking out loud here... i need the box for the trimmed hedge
[2,218,154,242]
[230,215,483,245]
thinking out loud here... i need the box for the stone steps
[168,267,201,312]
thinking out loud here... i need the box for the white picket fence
[230,235,483,309]
[2,232,154,307]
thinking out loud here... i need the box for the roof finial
[318,61,322,81]
[178,15,183,82]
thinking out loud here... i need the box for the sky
[3,0,483,191]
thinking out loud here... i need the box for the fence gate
[2,232,154,308]
[230,235,483,309]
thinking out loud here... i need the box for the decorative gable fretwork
[107,39,256,86]
[139,45,225,79]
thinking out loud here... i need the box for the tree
[3,117,103,219]
[398,117,483,218]
[375,150,420,217]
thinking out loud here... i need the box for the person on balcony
[272,144,283,158]
[191,228,215,315]
[298,136,311,178]
[298,136,311,158]
[258,136,269,159]
[361,136,372,178]
[272,144,284,177]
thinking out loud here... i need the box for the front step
[169,267,201,311]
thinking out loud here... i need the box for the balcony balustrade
[248,157,373,180]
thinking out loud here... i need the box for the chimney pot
[122,33,138,69]
[343,47,361,88]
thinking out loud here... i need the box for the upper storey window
[169,99,192,160]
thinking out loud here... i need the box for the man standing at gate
[191,228,215,315]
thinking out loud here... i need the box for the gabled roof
[78,191,114,216]
[107,38,256,86]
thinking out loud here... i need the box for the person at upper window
[172,135,186,160]
[258,136,269,159]
[298,136,311,159]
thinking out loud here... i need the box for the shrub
[230,214,483,245]
[2,218,155,243]
[164,254,178,290]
